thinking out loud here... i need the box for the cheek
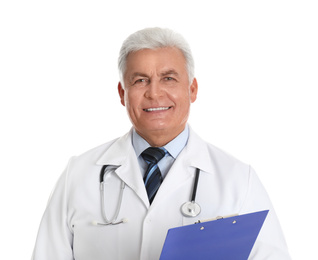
[126,90,141,113]
[170,89,192,107]
[174,93,192,119]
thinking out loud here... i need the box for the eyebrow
[159,69,180,78]
[127,73,148,84]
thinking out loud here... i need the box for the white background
[1,0,317,259]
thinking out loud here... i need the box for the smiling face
[118,47,198,146]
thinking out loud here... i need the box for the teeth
[144,107,170,112]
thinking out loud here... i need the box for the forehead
[124,47,187,77]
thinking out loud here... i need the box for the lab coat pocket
[72,221,122,260]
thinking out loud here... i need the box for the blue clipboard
[160,210,269,260]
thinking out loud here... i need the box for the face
[118,47,198,146]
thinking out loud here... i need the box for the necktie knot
[141,147,166,165]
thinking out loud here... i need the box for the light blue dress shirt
[132,125,189,179]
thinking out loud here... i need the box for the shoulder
[188,127,250,172]
[72,138,119,165]
[68,129,133,169]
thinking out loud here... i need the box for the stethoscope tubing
[97,165,126,225]
[191,168,200,202]
[97,165,202,226]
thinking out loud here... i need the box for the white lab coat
[32,127,291,260]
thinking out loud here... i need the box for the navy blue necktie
[141,147,166,204]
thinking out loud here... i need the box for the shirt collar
[132,125,189,159]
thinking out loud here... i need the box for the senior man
[32,27,291,259]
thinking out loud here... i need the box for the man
[32,27,291,259]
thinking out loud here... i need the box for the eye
[134,78,148,85]
[164,77,175,81]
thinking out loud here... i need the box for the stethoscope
[92,165,128,226]
[180,168,201,217]
[93,165,201,226]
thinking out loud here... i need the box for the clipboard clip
[195,213,239,224]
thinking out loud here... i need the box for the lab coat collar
[95,126,217,209]
[96,129,150,208]
[185,126,216,175]
[96,126,215,175]
[149,126,217,209]
[96,129,134,166]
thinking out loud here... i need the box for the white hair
[118,27,195,86]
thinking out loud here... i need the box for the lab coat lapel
[96,129,150,208]
[150,127,217,208]
[95,127,216,210]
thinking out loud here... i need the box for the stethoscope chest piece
[181,168,201,217]
[181,201,201,217]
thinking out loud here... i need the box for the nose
[144,80,163,99]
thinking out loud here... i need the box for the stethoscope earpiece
[92,218,128,226]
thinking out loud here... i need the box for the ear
[189,78,198,103]
[118,82,125,106]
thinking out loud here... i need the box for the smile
[143,107,171,112]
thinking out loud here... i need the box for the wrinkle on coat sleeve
[240,166,291,260]
[31,157,75,260]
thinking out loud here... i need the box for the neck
[136,128,185,147]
